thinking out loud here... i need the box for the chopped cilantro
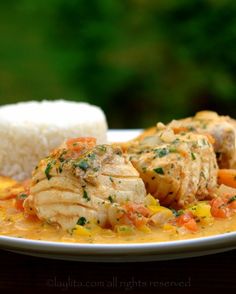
[228,196,236,204]
[109,177,114,183]
[77,217,87,226]
[75,160,89,171]
[171,208,184,217]
[108,195,114,203]
[154,148,169,158]
[88,153,96,160]
[18,193,28,200]
[153,167,164,175]
[191,152,196,160]
[83,190,90,201]
[97,145,107,152]
[45,162,53,180]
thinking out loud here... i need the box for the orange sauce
[0,198,236,244]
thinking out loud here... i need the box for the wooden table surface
[0,248,235,293]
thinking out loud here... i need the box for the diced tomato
[183,219,198,232]
[172,127,189,134]
[210,198,229,218]
[228,201,236,209]
[15,193,28,211]
[24,213,39,222]
[176,211,194,226]
[66,137,96,152]
[125,203,150,217]
[120,203,150,228]
[175,211,198,232]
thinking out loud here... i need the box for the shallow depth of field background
[0,0,236,128]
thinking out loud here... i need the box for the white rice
[0,100,108,180]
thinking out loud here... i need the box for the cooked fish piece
[128,125,218,209]
[168,111,236,168]
[24,139,146,230]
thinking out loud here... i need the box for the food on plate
[168,111,236,168]
[0,100,107,181]
[128,124,217,208]
[0,109,236,244]
[24,137,146,230]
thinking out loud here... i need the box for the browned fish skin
[24,144,146,230]
[128,125,218,209]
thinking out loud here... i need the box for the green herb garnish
[154,148,169,158]
[191,152,196,160]
[17,193,28,200]
[153,167,164,175]
[228,196,236,204]
[45,162,53,180]
[77,217,87,226]
[109,177,114,183]
[108,195,114,203]
[171,208,184,217]
[83,190,90,201]
[75,160,89,171]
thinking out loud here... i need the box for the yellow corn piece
[148,205,171,215]
[189,202,214,225]
[86,223,102,234]
[138,225,152,233]
[73,225,91,237]
[163,223,176,232]
[189,202,212,218]
[144,194,159,206]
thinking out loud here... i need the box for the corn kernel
[148,205,171,214]
[189,202,212,218]
[163,223,175,231]
[144,194,159,206]
[138,225,152,233]
[73,225,91,237]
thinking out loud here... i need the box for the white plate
[0,130,236,262]
[0,233,236,262]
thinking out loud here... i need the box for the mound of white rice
[0,100,108,180]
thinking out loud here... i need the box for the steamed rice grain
[0,100,107,180]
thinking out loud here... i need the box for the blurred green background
[0,0,236,128]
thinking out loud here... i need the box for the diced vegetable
[138,225,152,233]
[162,223,176,232]
[189,202,212,219]
[108,202,150,228]
[73,225,91,237]
[183,219,198,231]
[176,211,198,232]
[149,206,174,226]
[66,137,96,152]
[218,169,236,188]
[210,198,229,218]
[144,194,159,206]
[15,193,28,211]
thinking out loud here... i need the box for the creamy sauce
[1,199,236,244]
